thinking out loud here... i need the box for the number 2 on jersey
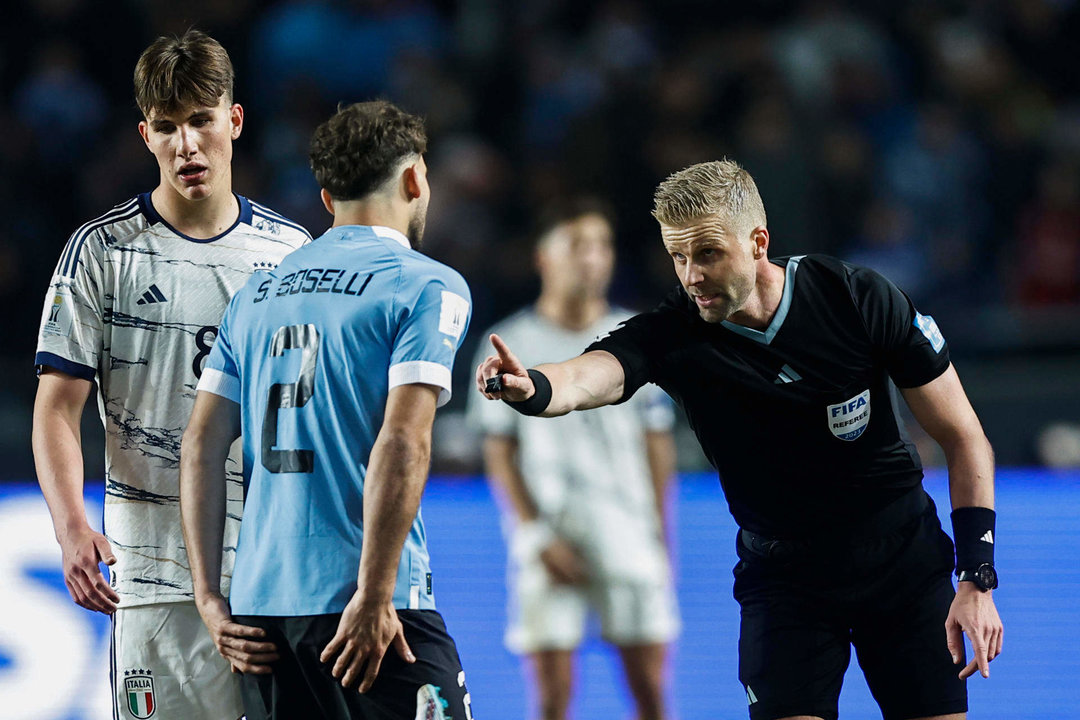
[262,324,320,473]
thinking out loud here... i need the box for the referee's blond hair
[652,159,767,232]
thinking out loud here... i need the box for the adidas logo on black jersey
[136,284,168,305]
[774,364,802,384]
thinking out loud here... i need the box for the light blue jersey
[197,225,471,616]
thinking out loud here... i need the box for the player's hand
[320,594,416,693]
[540,537,589,586]
[477,333,535,402]
[57,525,120,614]
[196,593,279,674]
[945,582,1003,679]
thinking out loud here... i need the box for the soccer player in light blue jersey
[180,101,474,720]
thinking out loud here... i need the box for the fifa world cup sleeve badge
[43,286,74,338]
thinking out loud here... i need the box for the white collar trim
[371,225,411,249]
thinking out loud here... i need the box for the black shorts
[733,489,967,720]
[234,609,472,720]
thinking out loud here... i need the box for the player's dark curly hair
[134,29,234,118]
[309,101,428,201]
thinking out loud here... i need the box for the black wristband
[504,369,553,416]
[951,506,996,574]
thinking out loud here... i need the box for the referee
[477,159,1002,720]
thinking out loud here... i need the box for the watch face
[976,564,998,590]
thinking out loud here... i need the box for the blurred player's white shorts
[111,601,242,720]
[506,558,680,654]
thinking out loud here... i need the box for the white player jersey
[35,193,311,607]
[466,307,676,583]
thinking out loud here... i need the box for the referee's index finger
[489,334,516,365]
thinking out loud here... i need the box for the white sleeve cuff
[388,361,452,407]
[197,368,241,404]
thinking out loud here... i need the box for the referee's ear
[750,225,770,259]
[320,189,335,217]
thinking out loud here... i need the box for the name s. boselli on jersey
[253,268,374,301]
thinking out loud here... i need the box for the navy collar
[138,192,252,243]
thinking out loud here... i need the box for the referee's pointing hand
[477,333,535,402]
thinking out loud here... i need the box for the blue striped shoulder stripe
[249,200,312,239]
[60,198,142,278]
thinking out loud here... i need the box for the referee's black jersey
[587,254,951,537]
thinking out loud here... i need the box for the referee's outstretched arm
[901,363,1004,681]
[476,333,624,417]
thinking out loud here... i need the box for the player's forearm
[179,431,230,598]
[645,430,677,534]
[32,403,91,537]
[481,436,539,522]
[356,429,431,604]
[534,351,626,417]
[900,365,994,510]
[942,431,995,510]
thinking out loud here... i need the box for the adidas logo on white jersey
[981,530,994,544]
[136,284,168,305]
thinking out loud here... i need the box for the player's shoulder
[804,254,901,298]
[399,248,471,297]
[775,252,838,277]
[244,197,313,247]
[792,253,879,282]
[778,253,879,299]
[57,196,149,275]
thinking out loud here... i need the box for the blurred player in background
[31,30,310,720]
[467,202,679,720]
[181,100,474,720]
[478,159,1002,720]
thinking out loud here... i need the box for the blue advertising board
[1,470,1077,719]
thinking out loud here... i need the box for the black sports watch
[957,563,998,591]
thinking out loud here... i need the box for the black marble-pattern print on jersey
[105,537,163,551]
[129,577,187,591]
[102,309,210,335]
[111,240,289,272]
[110,356,149,370]
[104,400,183,468]
[180,382,197,401]
[106,536,192,594]
[105,475,178,505]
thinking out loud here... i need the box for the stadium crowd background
[1,0,1079,478]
